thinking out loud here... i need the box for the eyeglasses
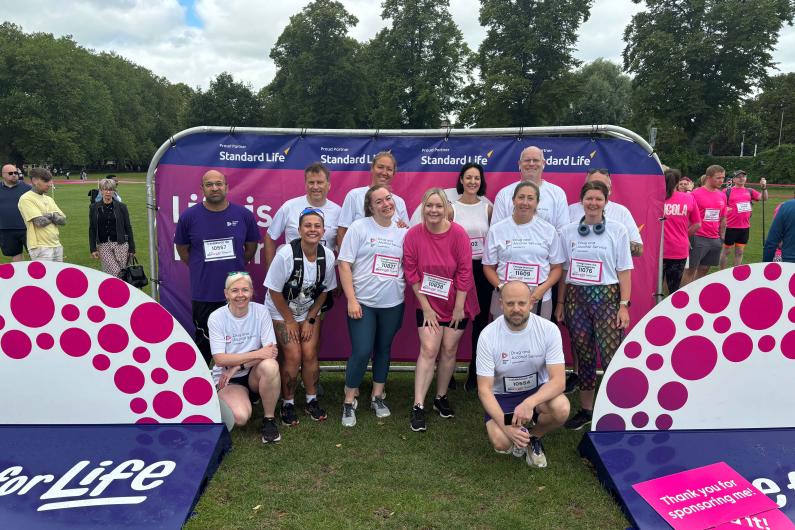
[587,168,611,176]
[300,207,324,217]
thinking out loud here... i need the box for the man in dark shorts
[174,170,262,366]
[0,164,32,261]
[476,281,570,468]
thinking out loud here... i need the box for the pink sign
[633,462,779,529]
[715,509,795,529]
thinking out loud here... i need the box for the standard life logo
[0,459,176,512]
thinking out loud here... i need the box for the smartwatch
[619,300,631,308]
[308,317,317,325]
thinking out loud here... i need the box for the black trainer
[564,408,593,430]
[261,417,281,444]
[410,404,427,432]
[433,394,455,418]
[280,402,299,426]
[305,399,327,421]
[564,372,579,395]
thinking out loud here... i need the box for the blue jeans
[345,303,405,388]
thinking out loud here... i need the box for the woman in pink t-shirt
[663,169,701,293]
[403,188,479,432]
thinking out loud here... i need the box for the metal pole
[779,107,785,147]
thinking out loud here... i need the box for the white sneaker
[526,437,548,468]
[370,395,391,418]
[341,402,357,427]
[511,444,527,458]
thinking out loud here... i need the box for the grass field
[2,174,790,529]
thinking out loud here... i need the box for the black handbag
[120,255,148,288]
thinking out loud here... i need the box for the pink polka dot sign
[593,263,795,432]
[0,262,220,424]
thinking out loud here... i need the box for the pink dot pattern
[87,306,106,323]
[11,287,55,328]
[56,268,88,298]
[131,303,173,343]
[98,324,129,354]
[27,262,45,279]
[153,391,183,419]
[596,264,795,432]
[114,365,145,394]
[166,342,197,371]
[62,305,79,321]
[184,377,213,406]
[151,368,169,384]
[98,278,130,308]
[2,330,32,359]
[0,264,13,279]
[60,328,91,357]
[92,354,110,371]
[36,333,54,350]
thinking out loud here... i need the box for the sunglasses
[300,207,325,217]
[227,271,250,277]
[587,168,611,176]
[4,171,21,176]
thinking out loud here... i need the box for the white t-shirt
[483,216,565,301]
[208,302,276,384]
[568,201,642,245]
[452,200,490,259]
[264,244,337,321]
[338,186,409,228]
[476,315,564,395]
[266,195,341,249]
[559,220,633,286]
[338,217,407,308]
[492,179,569,229]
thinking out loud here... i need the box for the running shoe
[305,399,327,421]
[410,404,427,432]
[433,394,455,418]
[564,408,592,431]
[564,372,579,395]
[371,395,391,418]
[261,417,281,444]
[341,402,357,427]
[526,436,547,468]
[280,402,299,426]
[511,444,527,458]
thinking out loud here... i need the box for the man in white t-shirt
[336,151,409,248]
[491,146,568,229]
[476,281,570,468]
[264,162,341,267]
[567,168,643,257]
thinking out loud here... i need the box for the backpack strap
[282,238,326,302]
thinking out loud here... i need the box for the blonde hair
[224,272,253,291]
[98,178,117,191]
[420,187,451,224]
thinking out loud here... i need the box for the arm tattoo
[32,216,52,227]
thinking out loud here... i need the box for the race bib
[470,237,484,258]
[419,273,453,300]
[372,254,400,277]
[570,258,603,283]
[203,238,235,262]
[736,201,752,213]
[704,208,721,222]
[504,262,540,285]
[503,373,538,393]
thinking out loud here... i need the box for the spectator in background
[719,170,767,269]
[17,168,66,262]
[89,178,135,277]
[764,196,795,263]
[676,176,694,192]
[682,165,727,285]
[0,164,32,262]
[92,174,122,203]
[662,169,700,293]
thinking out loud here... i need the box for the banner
[155,133,664,361]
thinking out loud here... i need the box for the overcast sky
[2,0,794,90]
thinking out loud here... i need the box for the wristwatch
[497,282,505,292]
[308,316,317,325]
[619,300,631,307]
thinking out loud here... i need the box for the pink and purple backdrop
[155,133,664,361]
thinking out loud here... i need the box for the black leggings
[469,260,493,376]
[663,258,687,294]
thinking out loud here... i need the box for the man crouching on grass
[477,281,570,467]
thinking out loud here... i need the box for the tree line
[1,0,794,170]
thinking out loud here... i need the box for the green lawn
[2,175,789,529]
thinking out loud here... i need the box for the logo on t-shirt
[501,352,509,363]
[505,240,512,246]
[226,220,238,227]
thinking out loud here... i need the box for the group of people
[175,147,641,467]
[0,165,135,277]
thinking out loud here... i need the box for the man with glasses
[491,146,568,230]
[0,164,32,261]
[17,168,66,262]
[175,169,262,366]
[264,162,341,268]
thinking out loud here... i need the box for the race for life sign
[633,462,779,529]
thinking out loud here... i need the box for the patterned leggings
[97,241,129,277]
[564,283,623,391]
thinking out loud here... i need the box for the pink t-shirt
[692,186,727,239]
[663,191,701,259]
[403,222,480,321]
[726,187,761,229]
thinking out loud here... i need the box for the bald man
[491,146,569,230]
[476,281,570,468]
[0,164,32,261]
[174,170,262,366]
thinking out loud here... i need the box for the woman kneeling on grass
[208,272,281,444]
[264,208,337,426]
[404,188,479,432]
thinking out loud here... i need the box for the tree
[623,0,795,148]
[263,0,367,128]
[752,73,795,149]
[460,0,592,127]
[363,0,471,128]
[562,59,631,126]
[186,72,261,128]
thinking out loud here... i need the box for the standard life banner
[155,133,664,361]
